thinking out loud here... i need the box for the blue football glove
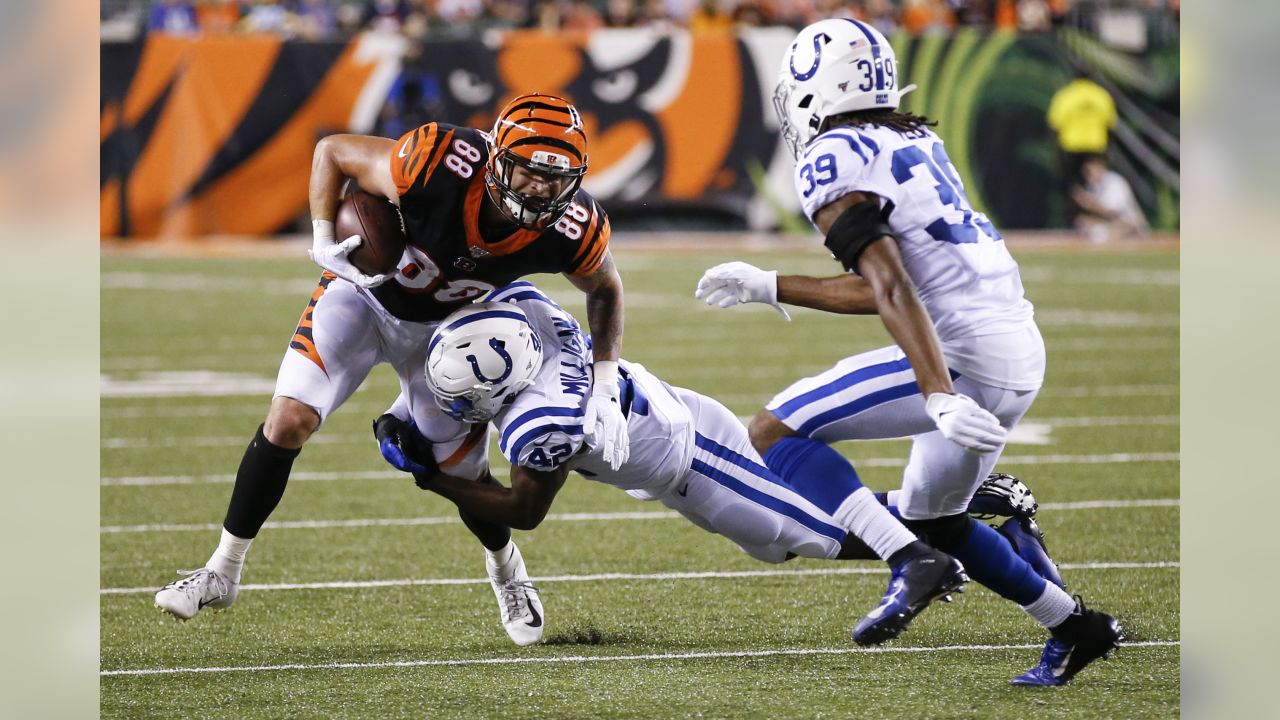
[372,414,436,476]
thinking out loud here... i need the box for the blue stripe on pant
[691,433,844,544]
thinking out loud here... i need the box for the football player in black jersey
[155,93,628,647]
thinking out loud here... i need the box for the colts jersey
[373,123,611,322]
[488,282,693,495]
[795,124,1035,342]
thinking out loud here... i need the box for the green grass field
[101,240,1179,718]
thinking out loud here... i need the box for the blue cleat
[852,549,968,646]
[995,515,1067,591]
[1012,596,1123,686]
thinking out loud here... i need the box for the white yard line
[101,498,1179,534]
[100,640,1179,677]
[102,561,1179,596]
[100,415,1179,449]
[101,451,1179,486]
[99,383,1180,416]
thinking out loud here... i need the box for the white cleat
[486,545,544,646]
[154,568,239,620]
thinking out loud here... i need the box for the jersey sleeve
[391,122,458,197]
[497,399,586,471]
[565,196,612,277]
[795,130,891,223]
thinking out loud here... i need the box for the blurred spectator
[689,0,732,32]
[1072,156,1148,243]
[367,0,408,32]
[863,0,900,35]
[376,73,444,139]
[732,0,770,27]
[295,0,339,38]
[1016,0,1050,31]
[196,0,243,34]
[604,0,641,27]
[336,1,367,33]
[563,0,605,30]
[148,0,199,35]
[901,0,953,35]
[1047,69,1116,221]
[239,0,296,34]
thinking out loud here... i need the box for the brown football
[334,190,407,276]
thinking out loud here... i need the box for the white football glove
[694,261,791,321]
[307,219,392,288]
[583,361,630,471]
[925,393,1008,454]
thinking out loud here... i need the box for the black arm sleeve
[823,199,897,275]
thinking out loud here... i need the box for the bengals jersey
[369,123,611,323]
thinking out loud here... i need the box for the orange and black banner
[102,29,1177,236]
[101,33,402,238]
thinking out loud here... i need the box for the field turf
[101,239,1179,718]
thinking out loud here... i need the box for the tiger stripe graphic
[569,199,611,276]
[289,273,336,374]
[392,123,458,195]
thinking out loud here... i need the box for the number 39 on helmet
[424,302,545,423]
[486,93,589,230]
[773,19,918,158]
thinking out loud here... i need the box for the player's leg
[156,277,383,620]
[675,388,964,644]
[747,347,966,644]
[398,357,544,646]
[897,381,1121,686]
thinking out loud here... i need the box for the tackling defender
[695,19,1121,685]
[154,93,631,647]
[373,281,969,645]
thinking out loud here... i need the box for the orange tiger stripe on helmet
[490,93,588,169]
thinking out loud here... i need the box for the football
[335,190,407,276]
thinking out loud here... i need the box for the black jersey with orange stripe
[372,122,611,322]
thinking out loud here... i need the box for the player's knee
[902,513,974,551]
[264,397,321,449]
[748,410,791,456]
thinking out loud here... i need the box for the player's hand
[373,413,438,476]
[309,219,392,288]
[694,262,791,321]
[924,393,1008,454]
[583,361,630,471]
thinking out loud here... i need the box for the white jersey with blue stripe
[794,124,1043,388]
[486,282,693,494]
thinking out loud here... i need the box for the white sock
[885,489,901,508]
[831,487,917,561]
[1021,583,1077,628]
[206,528,253,583]
[486,541,516,572]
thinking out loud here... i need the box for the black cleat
[852,549,968,646]
[1012,596,1124,686]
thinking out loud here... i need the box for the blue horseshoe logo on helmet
[790,32,832,81]
[466,338,514,383]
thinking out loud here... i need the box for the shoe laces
[167,568,229,600]
[498,579,539,621]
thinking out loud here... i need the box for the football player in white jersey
[372,281,970,646]
[695,19,1121,686]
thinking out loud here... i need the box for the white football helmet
[424,302,544,423]
[773,18,917,158]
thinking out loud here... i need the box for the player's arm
[309,134,399,222]
[775,273,878,314]
[815,191,954,397]
[564,249,624,363]
[417,463,569,531]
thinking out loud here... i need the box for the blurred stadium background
[100,2,1179,717]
